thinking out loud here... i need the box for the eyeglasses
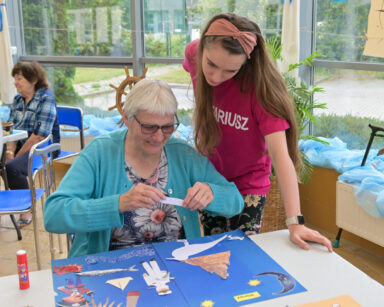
[133,115,180,135]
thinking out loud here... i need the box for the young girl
[183,12,332,251]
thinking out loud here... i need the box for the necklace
[141,165,160,185]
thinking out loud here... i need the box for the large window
[22,1,132,57]
[313,0,384,150]
[10,0,284,122]
[8,0,383,148]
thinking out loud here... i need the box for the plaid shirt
[8,88,60,147]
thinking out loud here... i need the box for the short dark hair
[12,61,49,90]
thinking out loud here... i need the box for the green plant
[266,36,328,183]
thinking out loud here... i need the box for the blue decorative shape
[0,3,5,32]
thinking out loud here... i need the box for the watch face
[297,215,305,224]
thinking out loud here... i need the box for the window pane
[45,66,122,117]
[313,67,384,149]
[315,0,384,63]
[143,0,283,57]
[43,65,193,125]
[21,1,132,56]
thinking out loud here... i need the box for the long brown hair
[194,12,301,172]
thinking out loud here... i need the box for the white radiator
[336,181,384,247]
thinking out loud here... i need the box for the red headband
[204,18,257,59]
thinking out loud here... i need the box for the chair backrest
[57,105,85,149]
[27,135,61,197]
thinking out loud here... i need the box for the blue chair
[55,105,85,161]
[0,135,60,270]
[54,106,85,252]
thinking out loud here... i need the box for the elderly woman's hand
[183,182,213,211]
[119,183,166,212]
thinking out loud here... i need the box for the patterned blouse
[109,149,184,250]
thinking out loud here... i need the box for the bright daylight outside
[1,0,384,150]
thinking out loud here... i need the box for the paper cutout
[142,259,173,295]
[200,300,215,307]
[60,292,88,305]
[255,272,296,295]
[293,294,361,307]
[159,196,184,207]
[168,235,228,261]
[76,265,137,276]
[363,0,384,58]
[183,251,231,279]
[53,264,83,275]
[85,245,156,264]
[126,291,141,307]
[248,279,261,286]
[233,291,261,302]
[105,277,133,291]
[57,276,92,306]
[228,235,244,240]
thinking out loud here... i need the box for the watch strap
[286,215,305,227]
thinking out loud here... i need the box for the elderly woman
[4,61,60,227]
[44,79,243,257]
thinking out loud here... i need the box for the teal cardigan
[44,129,244,257]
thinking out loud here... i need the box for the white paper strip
[159,197,183,207]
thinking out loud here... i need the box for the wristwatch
[286,215,305,227]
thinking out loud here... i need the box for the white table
[3,129,28,143]
[0,230,383,306]
[1,129,28,189]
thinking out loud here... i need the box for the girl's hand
[288,224,333,252]
[183,182,213,211]
[119,183,166,212]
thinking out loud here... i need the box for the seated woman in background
[44,79,244,258]
[4,61,60,227]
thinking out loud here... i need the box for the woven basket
[260,177,287,233]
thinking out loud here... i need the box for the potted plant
[266,35,328,183]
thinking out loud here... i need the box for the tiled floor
[0,164,383,287]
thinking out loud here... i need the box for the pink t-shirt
[183,40,289,195]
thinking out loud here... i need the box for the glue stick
[17,250,30,290]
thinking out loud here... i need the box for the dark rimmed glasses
[133,115,180,135]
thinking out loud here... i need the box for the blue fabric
[0,3,5,32]
[44,129,244,258]
[301,137,384,218]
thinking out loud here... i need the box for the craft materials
[168,235,228,261]
[76,265,138,276]
[16,250,29,290]
[85,246,155,264]
[183,251,231,279]
[142,259,172,295]
[53,264,83,275]
[254,272,296,295]
[105,277,133,291]
[126,291,141,307]
[159,196,184,207]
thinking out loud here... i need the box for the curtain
[363,0,384,58]
[281,0,300,77]
[0,1,15,105]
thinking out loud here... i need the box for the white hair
[122,79,178,120]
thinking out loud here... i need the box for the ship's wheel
[109,66,148,124]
